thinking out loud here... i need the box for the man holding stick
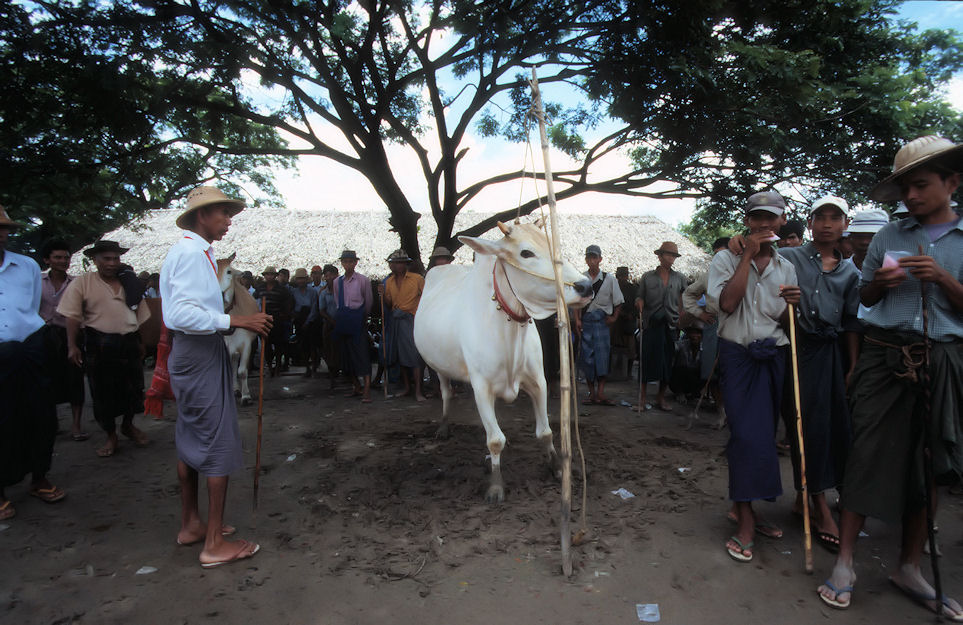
[707,191,800,563]
[778,196,860,553]
[818,136,963,617]
[160,186,272,568]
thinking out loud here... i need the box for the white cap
[809,195,849,217]
[846,209,889,234]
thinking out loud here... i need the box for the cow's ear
[458,235,502,257]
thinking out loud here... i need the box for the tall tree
[0,2,291,256]
[14,1,963,267]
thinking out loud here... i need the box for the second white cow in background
[414,220,592,503]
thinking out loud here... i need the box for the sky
[271,2,963,229]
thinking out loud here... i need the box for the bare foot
[818,562,856,608]
[415,394,428,402]
[199,539,260,568]
[121,424,149,447]
[177,521,237,545]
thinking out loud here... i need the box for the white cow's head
[217,252,238,309]
[459,220,593,319]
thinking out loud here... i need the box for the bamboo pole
[530,70,573,577]
[254,298,266,512]
[787,303,813,573]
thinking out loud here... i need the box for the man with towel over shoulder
[160,186,272,568]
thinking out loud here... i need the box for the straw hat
[262,265,278,275]
[654,241,681,257]
[429,246,453,260]
[0,205,23,230]
[292,268,309,279]
[386,248,412,263]
[83,240,129,258]
[176,186,246,230]
[871,135,963,202]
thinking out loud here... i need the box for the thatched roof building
[71,208,709,280]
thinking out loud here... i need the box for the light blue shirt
[0,250,45,342]
[291,285,319,323]
[859,214,963,341]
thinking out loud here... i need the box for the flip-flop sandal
[0,500,15,520]
[818,579,853,609]
[582,398,598,406]
[72,432,90,442]
[596,398,616,406]
[726,536,753,562]
[890,578,963,621]
[96,445,116,458]
[30,485,66,503]
[199,541,261,569]
[816,531,840,553]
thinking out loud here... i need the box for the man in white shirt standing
[0,205,65,520]
[160,186,272,568]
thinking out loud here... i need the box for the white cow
[414,220,593,502]
[217,255,258,405]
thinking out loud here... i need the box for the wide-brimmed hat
[83,240,129,258]
[871,135,963,202]
[654,241,681,257]
[809,195,849,217]
[846,209,890,235]
[585,244,602,257]
[262,265,278,275]
[339,250,358,261]
[429,246,453,259]
[292,268,309,279]
[176,186,246,230]
[746,191,786,215]
[386,248,412,263]
[0,205,23,230]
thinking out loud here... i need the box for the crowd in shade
[1,136,962,620]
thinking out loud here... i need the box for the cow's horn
[497,221,512,236]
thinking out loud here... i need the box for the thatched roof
[71,208,709,280]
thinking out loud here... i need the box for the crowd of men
[0,134,962,618]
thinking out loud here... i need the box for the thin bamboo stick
[530,70,573,577]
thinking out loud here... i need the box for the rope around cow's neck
[492,261,532,323]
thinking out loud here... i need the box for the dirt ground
[3,364,963,625]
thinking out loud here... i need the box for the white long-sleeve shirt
[160,231,231,334]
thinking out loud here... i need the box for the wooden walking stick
[380,295,389,399]
[253,298,266,512]
[918,244,944,618]
[787,303,813,573]
[637,311,644,413]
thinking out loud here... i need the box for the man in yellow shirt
[379,249,427,401]
[58,240,151,458]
